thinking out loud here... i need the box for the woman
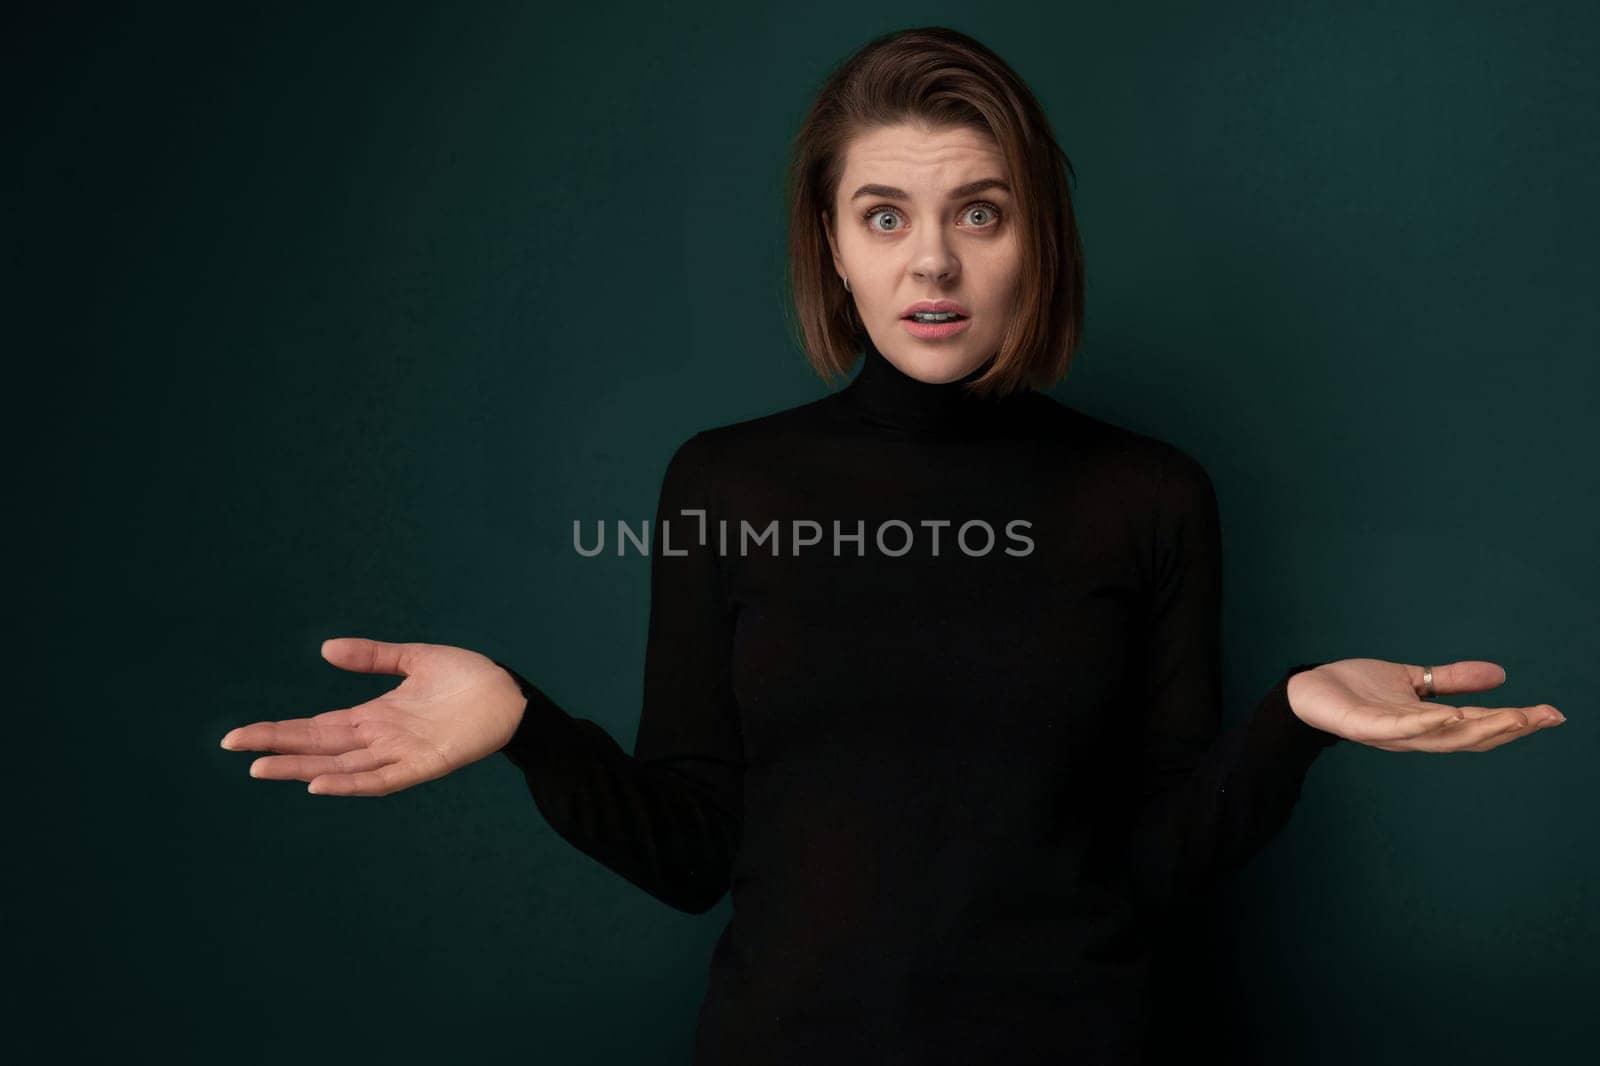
[219,26,1564,1065]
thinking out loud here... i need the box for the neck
[836,333,1023,435]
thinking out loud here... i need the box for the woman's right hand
[219,637,528,796]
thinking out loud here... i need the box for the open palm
[1286,657,1566,752]
[219,637,527,796]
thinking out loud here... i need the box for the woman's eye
[865,207,903,231]
[861,202,1003,232]
[963,202,1002,228]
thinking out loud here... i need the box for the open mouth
[901,313,973,339]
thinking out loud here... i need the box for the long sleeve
[1122,443,1340,920]
[493,430,745,915]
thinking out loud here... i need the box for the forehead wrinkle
[842,135,1008,204]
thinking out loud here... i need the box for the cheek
[999,245,1025,301]
[974,244,1023,301]
[839,233,882,277]
[995,232,1023,282]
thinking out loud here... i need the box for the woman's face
[824,121,1021,384]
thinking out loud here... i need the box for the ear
[821,209,845,281]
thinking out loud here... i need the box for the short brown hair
[783,26,1086,398]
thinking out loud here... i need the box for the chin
[887,340,987,383]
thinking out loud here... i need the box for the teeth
[911,312,960,321]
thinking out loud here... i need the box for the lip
[901,314,973,341]
[900,299,971,318]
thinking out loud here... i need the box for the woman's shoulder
[652,394,837,483]
[1029,391,1196,476]
[696,394,838,443]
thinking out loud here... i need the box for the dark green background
[17,1,1596,1062]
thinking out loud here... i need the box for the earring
[843,275,851,292]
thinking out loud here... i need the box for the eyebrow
[848,178,1011,202]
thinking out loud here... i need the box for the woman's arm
[1121,444,1340,921]
[494,431,745,916]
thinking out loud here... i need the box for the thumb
[320,636,413,677]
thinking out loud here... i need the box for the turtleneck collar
[835,333,1026,435]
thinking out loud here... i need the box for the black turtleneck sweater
[493,336,1340,1065]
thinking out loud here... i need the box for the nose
[909,230,959,284]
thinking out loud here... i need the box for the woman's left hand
[1286,659,1567,752]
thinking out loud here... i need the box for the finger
[220,710,364,754]
[1400,711,1525,752]
[1435,704,1563,730]
[1466,706,1565,750]
[1400,705,1557,752]
[1456,723,1548,753]
[1357,703,1468,741]
[249,747,394,782]
[1407,660,1506,697]
[307,759,434,798]
[1432,705,1502,720]
[1398,703,1506,736]
[320,637,415,677]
